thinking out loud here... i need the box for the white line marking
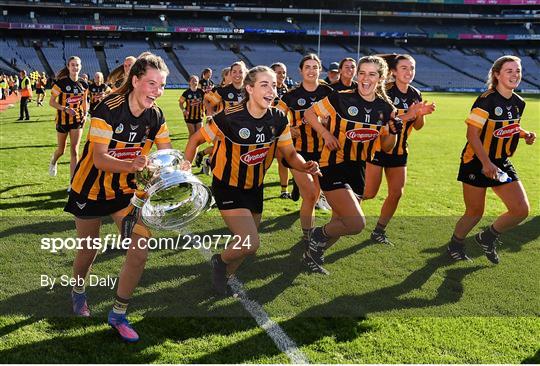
[197,246,309,364]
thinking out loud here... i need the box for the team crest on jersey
[228,92,235,99]
[495,107,503,116]
[346,128,379,142]
[297,98,306,106]
[240,147,270,165]
[188,94,192,99]
[115,124,124,134]
[67,96,83,104]
[239,128,250,139]
[66,85,71,92]
[493,123,520,139]
[393,97,399,105]
[348,106,359,116]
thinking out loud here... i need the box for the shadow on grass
[522,348,540,364]
[0,144,56,151]
[0,188,69,212]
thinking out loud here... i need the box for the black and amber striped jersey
[88,82,111,111]
[330,79,358,92]
[180,88,205,121]
[276,85,288,99]
[51,77,89,125]
[110,77,125,90]
[200,104,292,189]
[313,90,393,167]
[71,93,171,200]
[199,78,214,93]
[461,89,525,164]
[384,82,422,156]
[278,83,333,153]
[205,84,243,113]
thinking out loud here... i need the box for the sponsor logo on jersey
[115,124,124,134]
[67,95,83,104]
[239,128,250,139]
[493,123,520,139]
[240,147,270,165]
[107,147,142,160]
[345,128,380,142]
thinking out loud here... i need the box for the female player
[204,61,247,116]
[363,54,435,245]
[278,54,333,243]
[179,75,205,138]
[107,56,136,90]
[271,62,291,199]
[48,56,89,182]
[219,66,232,86]
[35,71,47,106]
[330,57,357,91]
[199,67,214,93]
[65,52,172,342]
[448,55,535,264]
[184,66,321,295]
[302,55,401,274]
[88,71,111,112]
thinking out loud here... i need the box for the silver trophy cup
[132,149,212,230]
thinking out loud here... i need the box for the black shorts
[211,178,264,214]
[56,122,84,134]
[368,151,408,168]
[36,88,45,95]
[64,190,132,219]
[185,119,203,125]
[457,157,519,188]
[319,160,366,197]
[282,151,321,168]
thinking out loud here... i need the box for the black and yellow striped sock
[112,295,130,315]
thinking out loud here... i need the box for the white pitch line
[197,246,309,364]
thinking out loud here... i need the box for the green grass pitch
[0,90,538,363]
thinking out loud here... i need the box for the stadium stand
[1,1,538,93]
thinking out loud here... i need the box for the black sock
[450,234,465,248]
[312,226,329,244]
[481,225,500,244]
[215,254,226,267]
[112,295,130,315]
[374,222,386,234]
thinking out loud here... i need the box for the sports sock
[312,226,329,245]
[302,228,310,240]
[112,295,130,315]
[374,222,386,234]
[481,225,500,245]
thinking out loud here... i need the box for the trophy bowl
[135,149,212,230]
